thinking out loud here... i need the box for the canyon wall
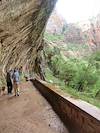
[0,0,57,77]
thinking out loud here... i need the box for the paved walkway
[0,82,69,133]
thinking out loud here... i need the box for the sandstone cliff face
[46,9,66,34]
[77,16,100,51]
[0,0,57,77]
[64,23,85,44]
[84,15,100,50]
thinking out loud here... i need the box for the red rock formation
[46,9,66,34]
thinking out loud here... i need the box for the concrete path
[0,82,69,133]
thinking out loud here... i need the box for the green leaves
[45,48,100,107]
[46,49,100,92]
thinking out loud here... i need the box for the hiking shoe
[17,94,19,96]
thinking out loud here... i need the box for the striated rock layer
[0,0,57,77]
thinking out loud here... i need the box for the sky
[56,0,100,23]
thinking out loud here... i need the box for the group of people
[6,68,20,96]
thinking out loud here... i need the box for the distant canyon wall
[46,9,66,34]
[46,10,100,51]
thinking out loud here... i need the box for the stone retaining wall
[32,79,100,133]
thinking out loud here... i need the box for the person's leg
[9,84,11,94]
[9,82,13,94]
[13,82,17,96]
[7,83,10,94]
[16,83,20,96]
[8,86,11,94]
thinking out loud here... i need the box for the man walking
[6,71,13,94]
[12,68,20,96]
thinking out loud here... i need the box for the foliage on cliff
[44,43,100,107]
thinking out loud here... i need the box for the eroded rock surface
[0,0,57,74]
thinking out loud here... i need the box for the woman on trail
[12,69,20,96]
[6,71,13,94]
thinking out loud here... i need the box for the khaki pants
[13,82,19,95]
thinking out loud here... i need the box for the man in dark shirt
[6,71,13,94]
